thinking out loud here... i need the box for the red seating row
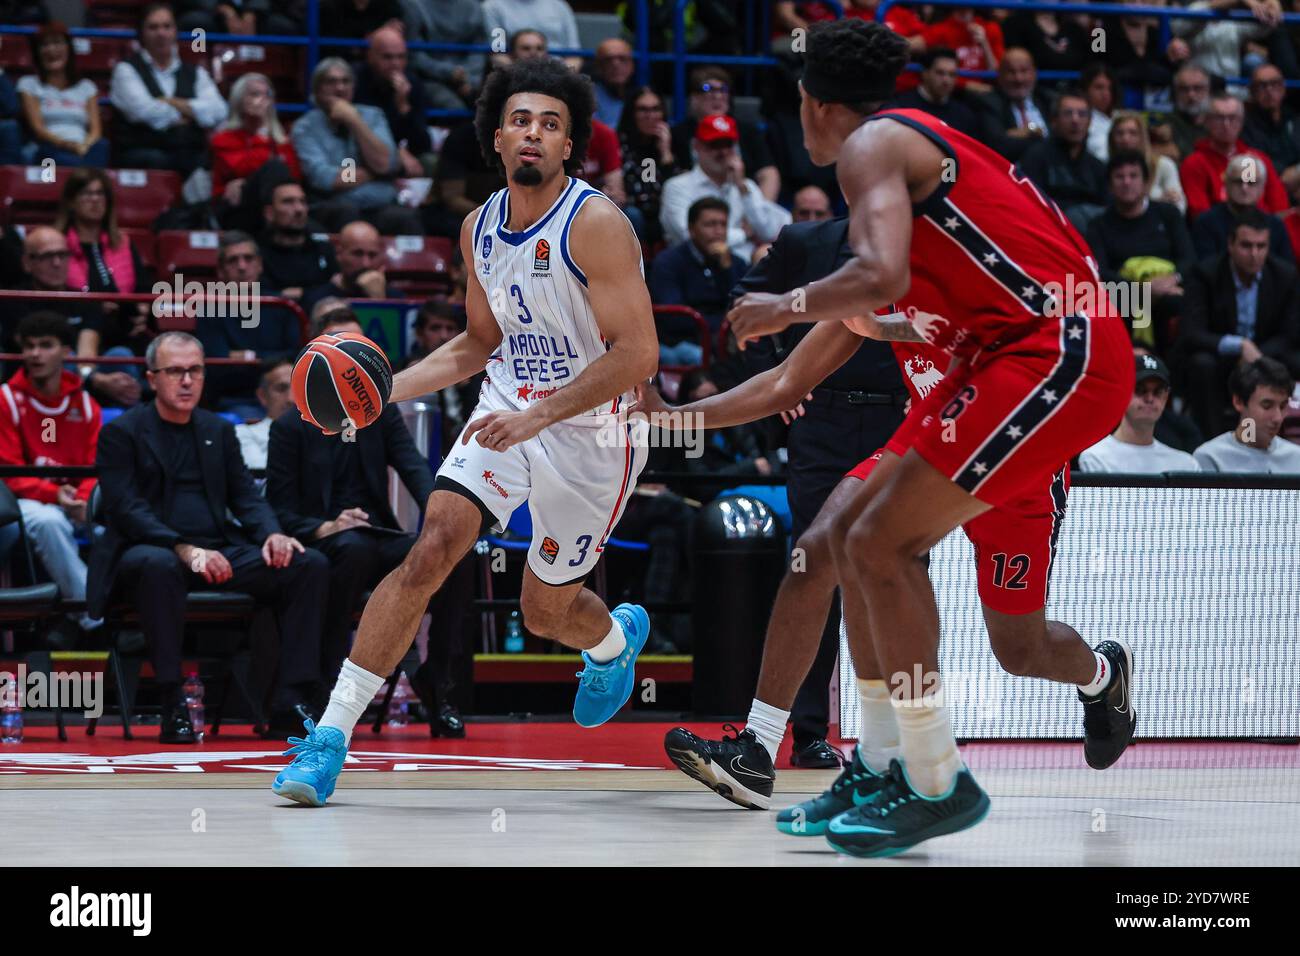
[0,36,305,101]
[0,165,182,229]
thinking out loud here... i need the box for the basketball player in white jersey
[274,58,660,807]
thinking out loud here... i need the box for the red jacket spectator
[0,368,100,504]
[1180,139,1290,221]
[210,128,303,195]
[581,118,622,185]
[924,12,1004,88]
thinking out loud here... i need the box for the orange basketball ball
[290,332,393,434]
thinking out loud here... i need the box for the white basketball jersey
[471,176,643,421]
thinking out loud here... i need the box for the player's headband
[800,65,893,106]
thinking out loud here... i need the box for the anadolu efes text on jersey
[472,177,643,422]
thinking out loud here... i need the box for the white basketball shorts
[435,381,648,585]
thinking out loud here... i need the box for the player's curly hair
[475,58,596,176]
[804,19,910,115]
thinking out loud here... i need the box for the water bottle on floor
[505,611,525,653]
[1,681,21,744]
[183,673,205,741]
[386,677,412,726]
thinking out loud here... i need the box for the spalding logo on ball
[291,332,393,434]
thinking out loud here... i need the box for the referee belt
[810,386,908,408]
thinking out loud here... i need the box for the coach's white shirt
[1193,431,1300,474]
[659,166,791,262]
[1078,434,1201,473]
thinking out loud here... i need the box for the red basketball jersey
[868,108,1103,357]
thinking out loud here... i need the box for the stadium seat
[575,12,624,49]
[210,43,306,102]
[157,229,219,281]
[0,165,70,226]
[70,36,133,92]
[122,228,157,271]
[86,0,151,29]
[383,235,453,297]
[108,169,183,229]
[0,35,34,73]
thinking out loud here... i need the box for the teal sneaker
[826,758,991,858]
[776,746,888,836]
[272,719,348,807]
[572,603,649,728]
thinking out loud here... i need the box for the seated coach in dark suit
[1180,208,1300,435]
[266,311,465,735]
[89,331,329,745]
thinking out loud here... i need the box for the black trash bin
[691,494,786,717]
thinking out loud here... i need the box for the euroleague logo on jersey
[533,238,551,273]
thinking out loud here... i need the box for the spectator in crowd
[235,358,293,471]
[649,197,745,364]
[506,28,551,64]
[1078,354,1202,472]
[266,311,464,732]
[401,299,464,370]
[1171,0,1283,85]
[17,21,108,167]
[292,57,422,235]
[1002,5,1089,76]
[1082,63,1120,163]
[258,179,338,303]
[1181,209,1300,433]
[1193,357,1300,471]
[210,73,301,222]
[1242,62,1300,200]
[670,66,780,202]
[975,47,1052,161]
[1192,154,1293,260]
[89,331,329,743]
[53,170,154,375]
[1156,63,1212,162]
[0,312,103,639]
[0,68,21,166]
[308,220,388,311]
[678,368,774,478]
[772,0,927,63]
[319,0,405,56]
[109,2,228,175]
[400,0,487,110]
[195,232,301,419]
[580,114,627,207]
[616,85,681,246]
[591,38,635,129]
[483,0,583,72]
[175,0,302,35]
[1109,111,1187,212]
[355,26,436,179]
[1102,0,1181,95]
[659,115,791,264]
[1018,89,1108,231]
[15,226,141,409]
[923,6,1004,94]
[791,185,832,223]
[1180,91,1290,221]
[1086,150,1195,341]
[426,116,510,237]
[888,47,982,139]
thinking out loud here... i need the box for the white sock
[586,617,627,664]
[856,678,900,774]
[1077,651,1111,696]
[319,659,387,746]
[745,698,790,762]
[891,686,964,797]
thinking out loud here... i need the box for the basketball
[290,332,393,434]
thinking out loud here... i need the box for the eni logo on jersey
[533,238,550,273]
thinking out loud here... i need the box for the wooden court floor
[2,724,1294,866]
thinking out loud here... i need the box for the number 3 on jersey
[510,284,533,324]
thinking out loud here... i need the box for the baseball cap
[695,113,739,145]
[1135,352,1171,387]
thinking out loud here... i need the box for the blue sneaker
[272,719,348,807]
[776,746,887,835]
[572,603,649,728]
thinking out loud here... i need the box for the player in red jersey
[726,19,1136,857]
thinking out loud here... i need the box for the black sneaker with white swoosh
[1078,638,1136,770]
[664,724,775,810]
